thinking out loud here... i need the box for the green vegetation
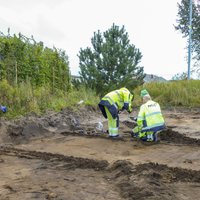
[175,0,200,66]
[0,79,99,118]
[0,31,71,92]
[0,31,75,118]
[2,79,200,119]
[78,23,145,96]
[1,24,200,119]
[133,80,200,108]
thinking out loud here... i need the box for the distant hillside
[72,74,168,83]
[144,74,167,83]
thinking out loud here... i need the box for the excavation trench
[0,108,200,199]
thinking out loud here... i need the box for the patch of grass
[0,81,99,118]
[134,80,200,108]
[2,79,200,119]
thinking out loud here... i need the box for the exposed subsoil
[0,106,200,200]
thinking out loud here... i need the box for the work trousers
[105,107,119,137]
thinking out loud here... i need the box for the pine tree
[175,0,200,62]
[78,24,145,96]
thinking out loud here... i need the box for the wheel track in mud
[1,143,200,179]
[0,146,109,170]
[1,141,200,200]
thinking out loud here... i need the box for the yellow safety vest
[137,100,165,131]
[102,87,133,112]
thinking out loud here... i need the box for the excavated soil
[0,106,200,200]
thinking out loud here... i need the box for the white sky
[0,0,189,80]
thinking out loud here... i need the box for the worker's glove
[0,105,7,113]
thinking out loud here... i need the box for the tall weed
[134,80,200,108]
[0,81,99,118]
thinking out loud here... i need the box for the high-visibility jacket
[98,87,133,119]
[137,100,165,132]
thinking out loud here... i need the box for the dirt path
[0,107,200,199]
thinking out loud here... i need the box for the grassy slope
[133,80,200,108]
[1,79,200,118]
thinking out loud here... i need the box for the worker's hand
[0,105,7,113]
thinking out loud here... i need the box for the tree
[0,31,71,92]
[78,24,145,96]
[172,72,188,80]
[175,0,200,63]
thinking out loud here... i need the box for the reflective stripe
[138,112,162,120]
[147,134,154,141]
[105,96,118,109]
[138,116,144,120]
[142,123,165,130]
[109,127,118,132]
[116,90,131,111]
[109,127,119,136]
[115,91,123,102]
[145,111,162,117]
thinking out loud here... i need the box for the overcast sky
[0,0,188,80]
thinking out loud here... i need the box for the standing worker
[98,87,134,138]
[132,89,165,142]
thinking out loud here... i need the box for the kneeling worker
[132,89,165,142]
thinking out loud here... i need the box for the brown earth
[0,106,200,200]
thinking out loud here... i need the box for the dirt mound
[108,160,200,200]
[160,128,200,146]
[0,107,99,144]
[135,162,200,183]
